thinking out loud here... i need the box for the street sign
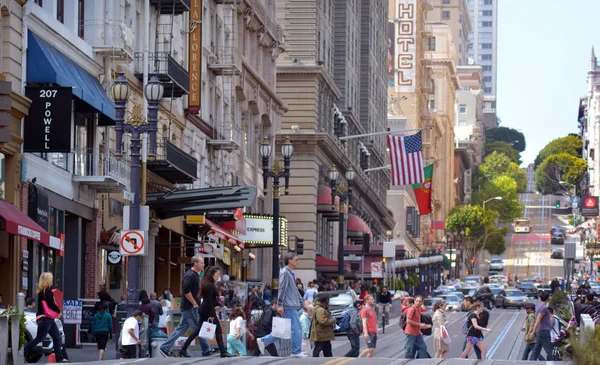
[371,262,383,278]
[123,190,134,202]
[107,251,122,264]
[582,196,599,217]
[344,254,362,261]
[120,230,146,256]
[186,215,206,225]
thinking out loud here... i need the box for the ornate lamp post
[260,136,293,298]
[329,166,355,287]
[112,72,163,315]
[445,229,464,280]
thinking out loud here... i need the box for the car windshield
[328,293,354,306]
[491,288,503,295]
[520,283,535,288]
[506,290,524,296]
[442,295,458,302]
[491,259,502,263]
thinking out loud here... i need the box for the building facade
[582,48,600,197]
[428,0,471,66]
[456,65,484,163]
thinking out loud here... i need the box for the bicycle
[376,304,391,333]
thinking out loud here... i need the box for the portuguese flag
[412,165,433,215]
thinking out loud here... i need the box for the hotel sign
[188,0,202,114]
[394,0,416,93]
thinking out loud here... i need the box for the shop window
[56,0,64,23]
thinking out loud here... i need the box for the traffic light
[295,236,304,255]
[362,234,370,254]
[382,257,386,263]
[556,200,561,209]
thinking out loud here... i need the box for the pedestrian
[25,297,36,313]
[458,302,492,359]
[91,302,113,360]
[344,300,364,357]
[120,310,144,359]
[303,281,318,302]
[181,266,233,358]
[262,284,272,302]
[359,285,369,300]
[461,296,485,359]
[159,255,212,357]
[560,279,566,292]
[94,291,116,316]
[227,306,251,356]
[149,292,164,330]
[521,303,544,361]
[138,295,155,357]
[309,295,336,357]
[255,300,280,356]
[548,308,560,342]
[330,279,338,291]
[300,302,314,356]
[432,299,449,358]
[528,291,554,361]
[275,252,307,358]
[403,295,430,359]
[114,294,127,317]
[297,283,305,298]
[24,272,68,363]
[359,294,379,358]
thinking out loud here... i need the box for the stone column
[139,221,160,293]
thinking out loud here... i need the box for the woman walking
[227,306,252,356]
[181,267,233,358]
[432,300,449,358]
[300,302,314,356]
[24,272,69,363]
[91,303,113,360]
[459,302,492,360]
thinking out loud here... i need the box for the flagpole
[338,127,429,141]
[364,159,441,173]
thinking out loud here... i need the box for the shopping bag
[42,301,60,319]
[199,319,217,340]
[440,325,452,344]
[271,317,291,339]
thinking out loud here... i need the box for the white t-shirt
[228,316,245,337]
[121,317,140,346]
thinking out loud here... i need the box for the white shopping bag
[271,317,291,339]
[199,319,217,340]
[440,325,452,344]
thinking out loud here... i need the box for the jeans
[227,334,247,356]
[404,334,428,359]
[344,334,360,357]
[313,341,332,357]
[24,317,64,361]
[529,330,553,361]
[522,342,545,361]
[160,308,211,355]
[284,308,302,355]
[462,337,482,359]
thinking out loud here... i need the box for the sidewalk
[38,346,118,364]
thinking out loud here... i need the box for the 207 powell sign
[24,87,72,153]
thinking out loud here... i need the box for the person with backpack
[341,300,364,357]
[403,295,430,359]
[528,291,554,361]
[521,303,544,361]
[461,296,487,359]
[309,295,336,357]
[359,295,378,358]
[458,302,492,359]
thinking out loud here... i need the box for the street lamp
[446,229,465,279]
[260,136,293,297]
[329,166,355,286]
[483,196,502,209]
[112,72,163,315]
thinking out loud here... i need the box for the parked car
[494,289,529,308]
[437,294,461,311]
[551,231,565,245]
[551,249,564,259]
[537,284,552,294]
[318,290,359,333]
[423,297,442,312]
[465,275,481,286]
[489,258,504,271]
[488,271,500,277]
[517,281,538,298]
[23,310,65,363]
[474,286,494,309]
[449,292,466,311]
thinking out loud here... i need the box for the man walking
[529,291,554,361]
[522,303,544,361]
[344,300,364,357]
[159,256,212,357]
[359,295,378,358]
[276,252,308,358]
[403,295,430,358]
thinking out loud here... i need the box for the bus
[513,217,531,233]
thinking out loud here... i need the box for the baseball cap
[523,303,535,309]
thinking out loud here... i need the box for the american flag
[387,132,424,186]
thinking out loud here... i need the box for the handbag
[440,324,452,344]
[271,317,291,339]
[199,318,217,340]
[42,300,60,319]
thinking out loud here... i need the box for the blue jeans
[344,334,360,357]
[462,337,482,359]
[160,308,210,355]
[529,330,553,361]
[404,334,428,359]
[24,317,63,361]
[284,308,302,355]
[227,334,247,356]
[522,342,545,361]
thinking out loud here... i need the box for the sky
[497,0,600,166]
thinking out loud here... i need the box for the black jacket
[254,306,276,338]
[37,287,61,317]
[199,282,220,318]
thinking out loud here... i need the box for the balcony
[208,47,242,76]
[73,153,130,192]
[148,138,197,183]
[483,108,496,113]
[150,0,189,14]
[81,20,134,61]
[134,52,189,98]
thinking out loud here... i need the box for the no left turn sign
[120,230,146,256]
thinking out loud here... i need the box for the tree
[534,135,583,167]
[473,175,524,223]
[485,141,521,164]
[478,152,527,193]
[485,228,508,256]
[486,127,526,152]
[534,153,587,195]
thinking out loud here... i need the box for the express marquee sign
[236,215,288,246]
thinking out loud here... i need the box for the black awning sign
[24,87,72,152]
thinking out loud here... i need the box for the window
[459,29,462,38]
[34,0,42,5]
[480,0,492,4]
[245,114,254,158]
[479,54,492,60]
[459,14,462,24]
[77,0,85,38]
[480,10,493,16]
[56,0,64,23]
[443,0,450,3]
[484,87,492,93]
[479,32,493,39]
[425,37,436,51]
[482,65,492,71]
[459,44,462,53]
[442,11,450,20]
[483,76,492,82]
[480,43,492,49]
[479,21,492,28]
[458,120,467,126]
[459,105,467,113]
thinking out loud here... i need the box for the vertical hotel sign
[188,0,202,114]
[394,0,416,93]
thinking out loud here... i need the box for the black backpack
[420,313,433,336]
[399,311,408,330]
[478,309,490,328]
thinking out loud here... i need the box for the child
[227,306,253,356]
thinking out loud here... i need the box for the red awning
[0,200,49,244]
[206,219,243,246]
[317,185,339,205]
[316,256,338,266]
[347,214,371,235]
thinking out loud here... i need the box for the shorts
[467,336,484,345]
[366,332,377,348]
[94,331,109,350]
[121,344,137,359]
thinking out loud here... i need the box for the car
[551,249,564,259]
[490,287,503,299]
[537,284,552,294]
[474,286,494,309]
[449,292,466,311]
[23,309,65,363]
[494,289,530,308]
[488,271,500,277]
[423,297,442,312]
[457,286,479,298]
[489,258,504,271]
[489,275,507,283]
[437,294,461,311]
[465,275,481,286]
[318,290,359,333]
[517,281,538,298]
[551,232,565,245]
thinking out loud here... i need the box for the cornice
[277,65,342,100]
[242,59,288,113]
